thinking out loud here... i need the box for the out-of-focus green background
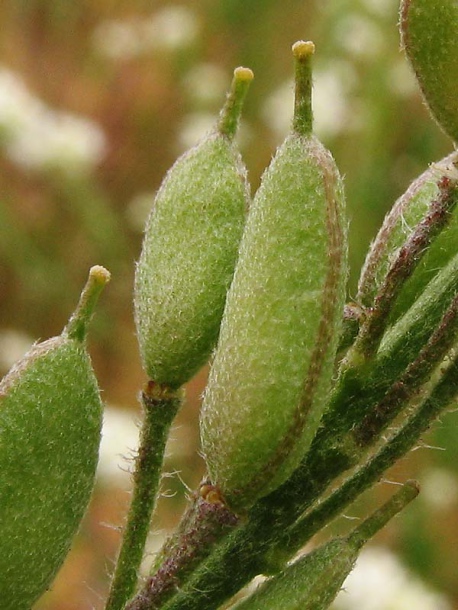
[1,1,457,609]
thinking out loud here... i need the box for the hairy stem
[126,483,238,610]
[105,382,181,610]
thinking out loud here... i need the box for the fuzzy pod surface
[200,42,347,511]
[357,152,458,320]
[0,266,109,610]
[233,538,355,610]
[378,249,458,369]
[400,0,458,143]
[134,68,253,389]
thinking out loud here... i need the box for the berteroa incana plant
[2,1,458,608]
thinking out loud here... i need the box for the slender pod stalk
[105,383,181,610]
[324,252,458,450]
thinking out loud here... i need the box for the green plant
[2,1,458,608]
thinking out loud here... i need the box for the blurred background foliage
[0,0,457,608]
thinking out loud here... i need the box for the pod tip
[234,66,254,83]
[292,40,315,60]
[89,265,111,286]
[217,65,254,139]
[292,41,315,136]
[405,478,421,496]
[66,265,111,342]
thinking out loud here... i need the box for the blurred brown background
[0,1,457,608]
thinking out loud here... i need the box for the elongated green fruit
[134,67,253,389]
[200,42,347,511]
[0,266,109,610]
[232,481,419,610]
[378,249,458,369]
[357,153,458,324]
[400,0,458,142]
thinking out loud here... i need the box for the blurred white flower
[98,405,140,486]
[362,0,397,18]
[6,110,106,174]
[261,79,292,142]
[92,19,145,60]
[388,59,418,98]
[0,329,34,372]
[126,191,155,232]
[333,546,451,610]
[0,66,106,175]
[175,112,215,153]
[335,14,386,58]
[421,467,458,510]
[182,63,229,105]
[143,6,199,51]
[97,403,197,483]
[0,69,45,138]
[93,6,199,60]
[313,61,360,138]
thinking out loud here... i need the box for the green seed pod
[232,481,419,610]
[234,538,355,610]
[400,0,458,142]
[357,153,458,322]
[0,266,109,610]
[134,67,253,389]
[200,42,348,511]
[378,249,458,374]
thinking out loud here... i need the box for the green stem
[322,246,458,452]
[348,480,420,550]
[65,265,111,342]
[105,382,181,610]
[337,302,365,356]
[217,66,254,139]
[292,40,315,137]
[126,483,239,610]
[353,291,458,446]
[229,482,419,610]
[155,355,458,610]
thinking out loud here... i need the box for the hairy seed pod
[200,42,348,511]
[357,153,458,320]
[0,266,109,610]
[134,67,253,389]
[400,0,458,142]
